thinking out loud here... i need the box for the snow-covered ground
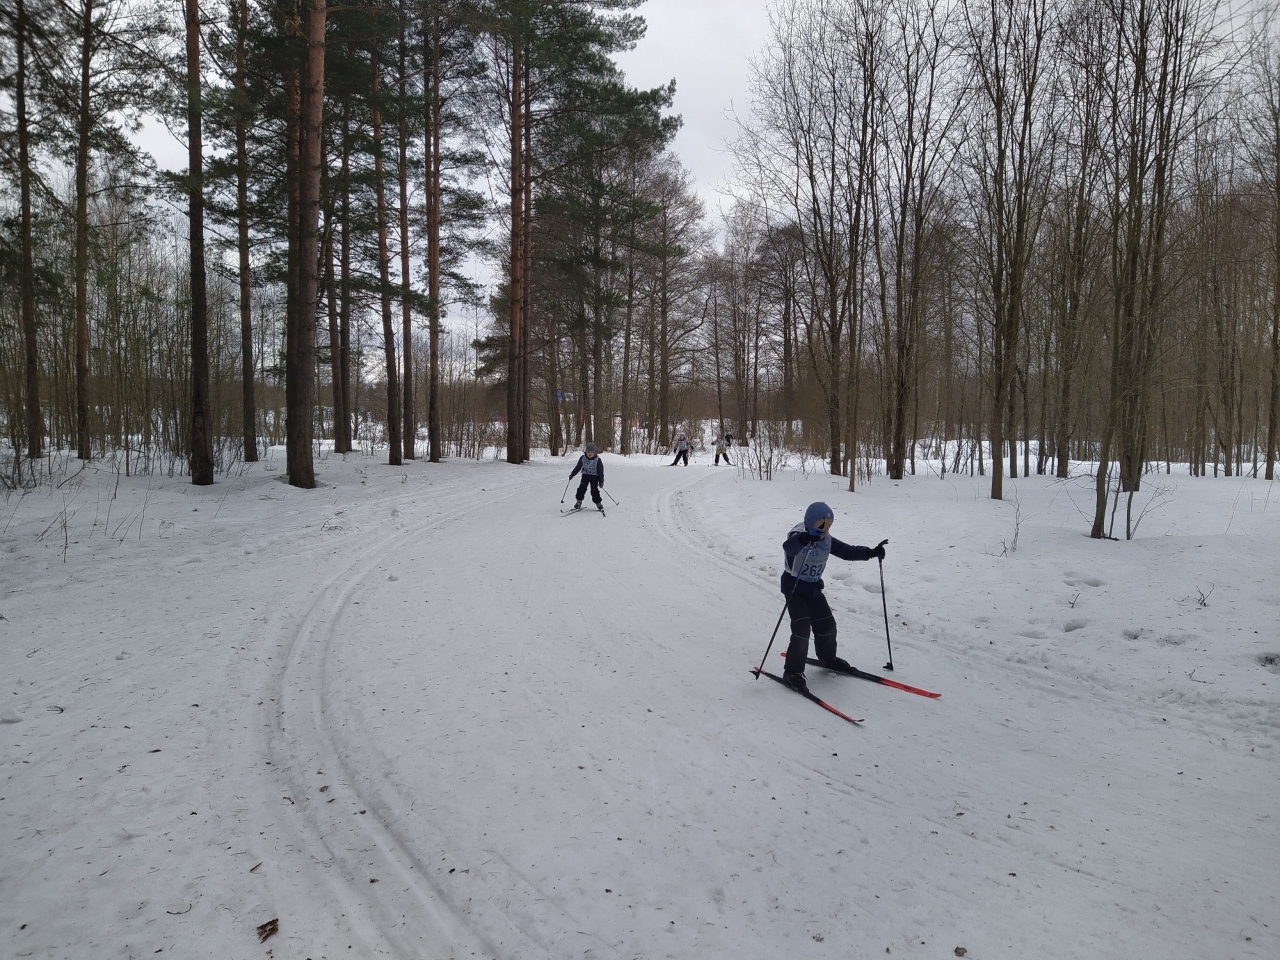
[2,449,1277,960]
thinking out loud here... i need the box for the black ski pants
[671,449,689,466]
[715,451,731,465]
[575,476,602,505]
[784,591,838,675]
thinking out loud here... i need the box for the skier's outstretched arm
[830,537,884,562]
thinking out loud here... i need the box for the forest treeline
[0,0,1278,540]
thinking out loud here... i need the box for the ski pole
[560,477,572,503]
[603,487,619,505]
[755,602,789,679]
[876,539,893,671]
[755,545,811,679]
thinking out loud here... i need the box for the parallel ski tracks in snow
[260,463,1268,958]
[262,478,540,959]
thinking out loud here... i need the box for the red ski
[789,654,941,698]
[751,668,863,725]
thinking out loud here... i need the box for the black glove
[872,544,886,561]
[805,531,824,543]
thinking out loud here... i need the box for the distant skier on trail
[569,442,605,511]
[714,435,732,466]
[670,432,690,467]
[779,502,885,694]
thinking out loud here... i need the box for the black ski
[751,668,863,725]
[560,505,606,517]
[798,656,940,698]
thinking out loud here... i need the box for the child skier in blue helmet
[569,442,605,510]
[780,501,885,693]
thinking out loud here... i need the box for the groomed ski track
[3,454,1276,960]
[263,458,1276,960]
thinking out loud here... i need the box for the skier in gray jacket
[569,442,605,510]
[779,501,885,693]
[670,432,690,467]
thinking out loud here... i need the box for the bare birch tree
[959,0,1054,499]
[1244,7,1280,481]
[1090,0,1224,538]
[873,0,958,480]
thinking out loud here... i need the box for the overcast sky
[615,0,774,217]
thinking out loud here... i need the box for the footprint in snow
[1063,576,1106,588]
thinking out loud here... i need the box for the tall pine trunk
[187,0,214,485]
[285,0,325,488]
[521,74,533,458]
[337,105,353,453]
[17,0,42,462]
[235,0,257,462]
[398,11,414,460]
[424,15,442,462]
[74,0,93,460]
[284,64,300,466]
[372,49,402,466]
[505,39,525,463]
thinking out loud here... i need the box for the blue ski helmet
[804,501,834,536]
[585,441,597,455]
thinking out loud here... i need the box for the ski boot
[782,670,809,694]
[819,656,852,672]
[573,500,583,510]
